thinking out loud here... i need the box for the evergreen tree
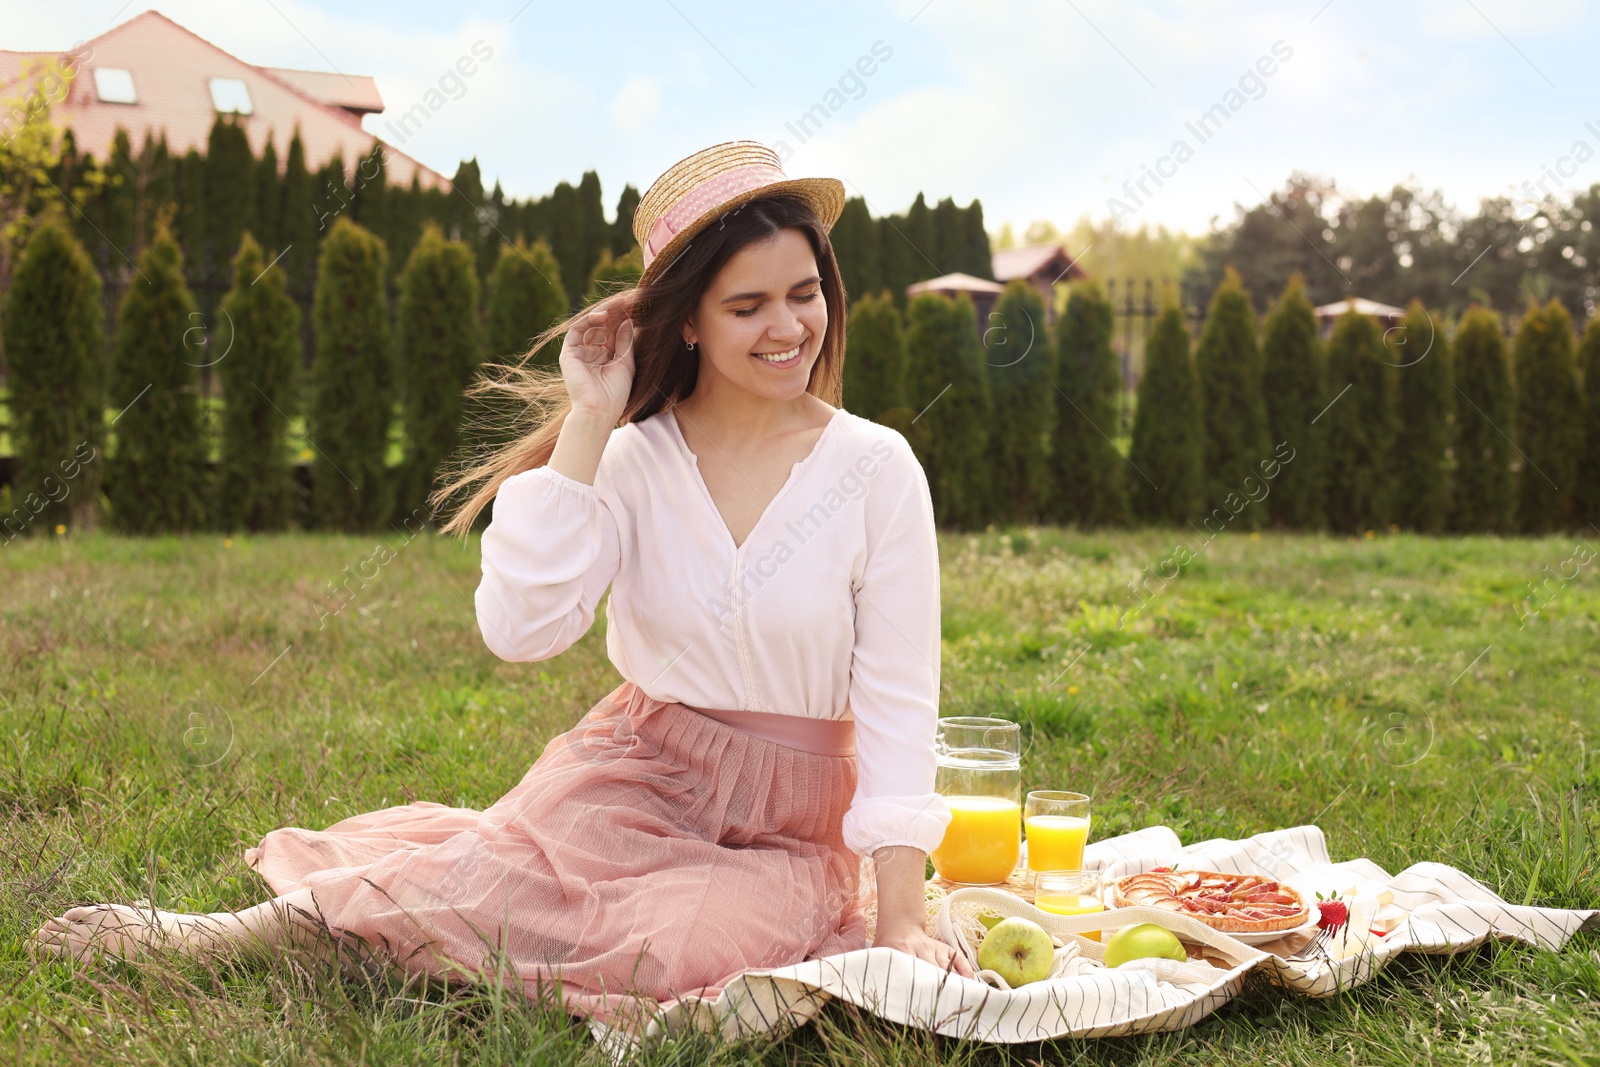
[203,115,255,296]
[958,200,994,279]
[254,138,283,259]
[611,185,640,256]
[1576,314,1600,528]
[903,292,992,528]
[310,217,393,531]
[1,219,107,534]
[281,130,317,300]
[1451,306,1516,533]
[1129,303,1203,526]
[1389,300,1455,533]
[830,197,881,302]
[485,238,567,363]
[174,148,207,290]
[217,232,301,531]
[932,196,962,273]
[349,142,390,260]
[585,245,643,302]
[106,223,208,533]
[394,224,481,522]
[1259,274,1326,528]
[984,280,1055,524]
[1322,309,1398,534]
[1194,267,1271,529]
[1049,281,1129,527]
[842,290,907,422]
[1514,299,1584,533]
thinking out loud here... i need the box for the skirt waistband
[680,703,856,757]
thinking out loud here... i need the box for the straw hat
[632,140,845,286]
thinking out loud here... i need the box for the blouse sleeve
[474,463,622,663]
[839,444,952,858]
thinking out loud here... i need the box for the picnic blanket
[586,823,1600,1061]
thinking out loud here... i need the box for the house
[0,9,449,191]
[1313,297,1406,339]
[992,243,1088,323]
[906,272,1006,325]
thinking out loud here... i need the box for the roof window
[93,68,137,104]
[209,78,253,114]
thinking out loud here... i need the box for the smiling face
[680,227,828,402]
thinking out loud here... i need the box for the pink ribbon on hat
[642,163,790,269]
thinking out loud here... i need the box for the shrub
[310,217,393,531]
[1129,303,1203,526]
[584,245,643,302]
[217,232,302,531]
[1450,306,1515,533]
[1195,267,1271,529]
[1576,314,1600,528]
[484,238,567,365]
[1049,281,1128,527]
[1,219,106,536]
[1259,274,1326,529]
[984,280,1056,524]
[1513,299,1584,533]
[842,290,907,422]
[903,291,993,529]
[1322,309,1397,534]
[106,223,209,533]
[1389,301,1455,533]
[394,224,482,523]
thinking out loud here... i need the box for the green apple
[1103,922,1187,967]
[976,917,1054,986]
[976,908,1005,931]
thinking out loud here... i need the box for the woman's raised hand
[559,292,638,423]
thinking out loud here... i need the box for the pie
[1108,869,1311,934]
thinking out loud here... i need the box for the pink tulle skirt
[244,680,869,1030]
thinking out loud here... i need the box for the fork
[1284,925,1335,962]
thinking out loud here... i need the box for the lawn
[2,525,1598,1065]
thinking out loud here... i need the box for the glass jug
[929,716,1022,884]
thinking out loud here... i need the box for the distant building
[1313,297,1406,339]
[992,243,1088,323]
[906,272,1006,325]
[0,9,449,191]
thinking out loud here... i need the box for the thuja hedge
[5,220,1598,537]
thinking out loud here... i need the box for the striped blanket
[588,823,1599,1060]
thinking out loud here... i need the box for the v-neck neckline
[665,404,843,553]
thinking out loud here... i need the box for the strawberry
[1316,898,1348,930]
[1149,866,1173,873]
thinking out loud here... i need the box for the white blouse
[474,404,953,858]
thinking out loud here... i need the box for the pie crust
[1109,869,1311,933]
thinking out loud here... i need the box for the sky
[10,0,1600,237]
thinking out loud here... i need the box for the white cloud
[607,76,661,136]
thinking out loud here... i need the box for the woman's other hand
[559,291,638,422]
[873,919,975,978]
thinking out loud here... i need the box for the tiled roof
[0,10,448,191]
[1314,297,1406,319]
[992,243,1083,283]
[907,272,1006,296]
[257,67,385,115]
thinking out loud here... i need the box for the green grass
[3,525,1598,1065]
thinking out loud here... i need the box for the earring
[686,340,696,350]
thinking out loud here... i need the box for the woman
[35,141,973,1029]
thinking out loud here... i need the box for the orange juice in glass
[931,717,1022,884]
[931,795,1021,884]
[1034,869,1106,941]
[1025,791,1091,873]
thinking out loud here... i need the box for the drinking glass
[1024,790,1091,873]
[1033,869,1106,941]
[929,717,1022,884]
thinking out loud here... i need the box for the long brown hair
[430,195,848,538]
